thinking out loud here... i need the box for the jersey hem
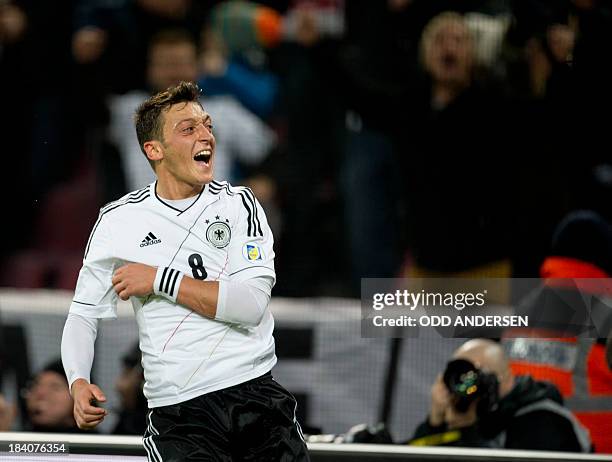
[146,357,277,408]
[68,304,117,319]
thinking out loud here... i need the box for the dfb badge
[206,221,231,248]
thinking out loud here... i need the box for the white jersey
[69,180,277,408]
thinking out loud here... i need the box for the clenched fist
[112,263,156,301]
[71,379,107,430]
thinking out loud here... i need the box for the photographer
[408,339,591,452]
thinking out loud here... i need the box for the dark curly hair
[134,81,202,157]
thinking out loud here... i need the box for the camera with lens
[443,359,500,416]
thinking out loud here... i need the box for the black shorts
[143,373,310,461]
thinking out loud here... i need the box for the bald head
[453,339,514,396]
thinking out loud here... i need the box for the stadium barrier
[1,433,612,461]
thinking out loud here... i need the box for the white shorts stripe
[293,400,306,443]
[143,436,157,462]
[144,411,162,461]
[148,410,160,435]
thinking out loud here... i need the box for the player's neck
[155,179,204,200]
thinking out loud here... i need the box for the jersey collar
[152,181,211,215]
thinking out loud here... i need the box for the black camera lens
[443,358,500,415]
[443,359,482,412]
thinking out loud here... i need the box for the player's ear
[143,140,163,162]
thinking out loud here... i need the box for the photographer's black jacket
[482,376,590,451]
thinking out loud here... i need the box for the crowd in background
[1,0,612,452]
[1,0,612,297]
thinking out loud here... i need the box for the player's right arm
[61,212,118,429]
[62,314,107,429]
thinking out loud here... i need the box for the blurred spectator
[503,210,612,452]
[106,28,276,192]
[0,1,27,43]
[198,0,344,119]
[23,359,80,432]
[198,26,278,119]
[72,0,212,92]
[567,0,612,220]
[503,2,577,276]
[397,12,514,281]
[408,339,591,451]
[198,0,346,120]
[112,343,147,435]
[270,0,347,295]
[503,0,612,276]
[70,0,225,216]
[3,0,610,302]
[336,0,412,295]
[335,1,512,292]
[197,1,282,119]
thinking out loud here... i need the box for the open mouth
[193,149,212,165]
[442,54,458,68]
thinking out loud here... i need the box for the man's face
[425,21,473,85]
[147,42,198,92]
[25,372,74,429]
[156,101,216,187]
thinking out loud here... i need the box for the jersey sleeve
[69,212,119,319]
[226,188,276,285]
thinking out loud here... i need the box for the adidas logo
[140,232,161,247]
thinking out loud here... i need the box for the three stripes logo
[140,232,161,247]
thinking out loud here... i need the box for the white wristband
[153,267,184,303]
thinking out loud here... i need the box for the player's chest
[113,205,236,278]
